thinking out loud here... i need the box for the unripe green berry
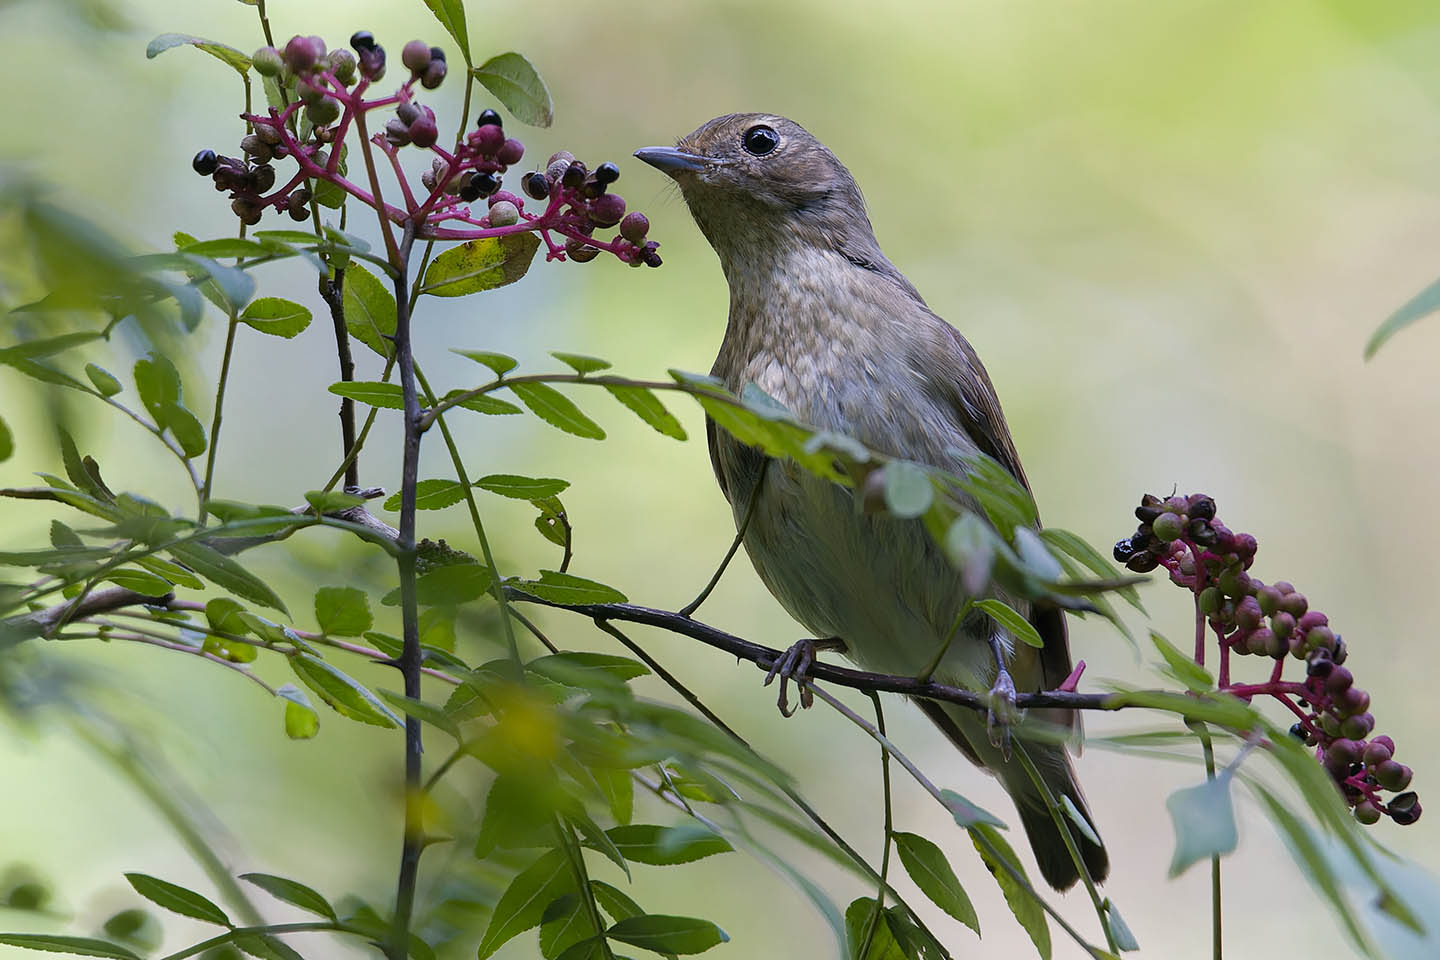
[306,97,341,126]
[1355,801,1382,825]
[252,46,284,77]
[1152,512,1184,542]
[487,200,519,226]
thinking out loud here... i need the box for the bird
[635,113,1108,891]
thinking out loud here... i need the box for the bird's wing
[928,321,1076,708]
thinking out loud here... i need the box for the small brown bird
[636,114,1108,890]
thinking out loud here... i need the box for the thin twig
[680,459,768,618]
[857,692,893,957]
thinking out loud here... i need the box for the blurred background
[3,0,1440,957]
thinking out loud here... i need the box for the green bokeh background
[3,0,1440,957]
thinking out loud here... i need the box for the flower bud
[1235,595,1262,629]
[1198,586,1222,615]
[1324,666,1353,694]
[284,34,324,73]
[1341,713,1374,739]
[1306,625,1336,653]
[1217,567,1250,599]
[1270,611,1295,641]
[329,48,357,84]
[1375,760,1412,791]
[1371,735,1395,753]
[497,138,525,166]
[1279,591,1307,618]
[1164,495,1188,515]
[252,46,284,77]
[620,212,650,243]
[1336,685,1370,716]
[487,200,519,226]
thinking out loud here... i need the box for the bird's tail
[918,700,1108,890]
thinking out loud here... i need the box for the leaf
[232,933,306,960]
[170,541,288,613]
[239,873,336,921]
[180,253,256,311]
[329,381,403,409]
[843,898,908,960]
[1103,900,1139,952]
[134,555,203,589]
[304,490,365,514]
[1060,795,1102,847]
[422,0,469,63]
[1367,272,1440,359]
[133,352,180,423]
[510,382,605,439]
[239,297,313,338]
[970,824,1050,960]
[382,563,493,606]
[0,415,11,463]
[421,233,541,297]
[277,683,319,739]
[599,824,732,866]
[475,474,570,500]
[452,349,517,376]
[476,849,573,959]
[104,567,174,596]
[0,332,102,365]
[566,813,630,880]
[472,52,554,127]
[973,598,1044,649]
[528,652,649,687]
[605,384,687,440]
[1166,773,1238,877]
[894,832,979,934]
[550,352,611,375]
[314,586,372,636]
[0,935,142,959]
[84,363,122,397]
[290,653,403,727]
[377,690,460,739]
[607,916,729,955]
[590,881,644,924]
[883,460,934,518]
[342,263,397,358]
[448,391,524,415]
[1040,527,1144,612]
[176,237,279,258]
[160,401,207,457]
[383,479,469,512]
[1013,526,1063,581]
[123,873,230,926]
[540,896,597,959]
[595,767,634,826]
[944,513,996,597]
[1150,630,1214,692]
[940,788,1006,829]
[512,570,625,605]
[145,32,251,75]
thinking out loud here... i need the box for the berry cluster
[186,30,660,268]
[1115,493,1419,826]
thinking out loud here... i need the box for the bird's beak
[634,146,709,176]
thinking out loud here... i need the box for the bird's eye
[742,125,779,156]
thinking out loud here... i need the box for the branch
[4,587,173,640]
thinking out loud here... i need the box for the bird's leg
[764,637,847,717]
[986,634,1019,757]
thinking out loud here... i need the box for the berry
[474,124,505,155]
[1355,801,1382,825]
[1375,761,1414,792]
[472,171,501,196]
[1152,512,1184,542]
[358,45,386,81]
[1270,611,1295,640]
[350,31,376,51]
[522,172,551,200]
[252,46,284,77]
[1325,666,1353,694]
[620,212,650,243]
[421,59,447,89]
[402,40,432,73]
[396,101,421,125]
[566,237,599,262]
[1135,494,1163,523]
[497,138,525,166]
[329,49,357,85]
[476,108,502,128]
[488,200,519,227]
[1125,552,1159,573]
[1188,519,1218,546]
[230,198,263,226]
[284,35,323,72]
[1112,538,1136,562]
[384,118,411,147]
[409,116,439,149]
[641,244,662,268]
[1389,792,1421,825]
[1336,685,1370,716]
[251,163,275,192]
[588,192,627,227]
[193,149,219,175]
[458,178,482,203]
[1287,722,1307,741]
[1363,740,1393,766]
[594,161,620,185]
[562,161,587,189]
[1188,495,1216,520]
[1306,652,1333,677]
[306,97,341,126]
[1340,713,1374,739]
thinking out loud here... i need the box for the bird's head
[635,114,884,272]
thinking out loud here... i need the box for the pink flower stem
[373,135,418,214]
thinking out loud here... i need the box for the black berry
[193,149,218,175]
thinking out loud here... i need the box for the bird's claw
[763,637,843,717]
[987,669,1019,757]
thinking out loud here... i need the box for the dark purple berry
[474,124,505,155]
[421,59,447,89]
[350,31,375,51]
[562,161,587,189]
[476,108,502,128]
[1112,538,1136,562]
[1188,495,1216,520]
[522,172,550,200]
[594,161,620,185]
[471,171,500,197]
[1389,792,1421,825]
[620,212,650,243]
[193,149,218,175]
[566,237,599,262]
[588,192,626,227]
[1135,494,1163,523]
[497,138,525,166]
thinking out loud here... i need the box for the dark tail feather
[1016,782,1109,891]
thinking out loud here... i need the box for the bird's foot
[987,668,1019,758]
[764,637,845,717]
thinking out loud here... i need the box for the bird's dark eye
[742,125,779,156]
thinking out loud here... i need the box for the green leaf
[84,363,122,397]
[314,585,372,636]
[590,881,643,924]
[607,916,729,955]
[1103,688,1259,729]
[1013,526,1063,581]
[170,541,288,614]
[383,479,469,512]
[179,254,256,311]
[550,352,611,375]
[134,555,203,589]
[329,381,403,409]
[894,832,979,934]
[512,570,625,605]
[970,824,1050,960]
[1103,900,1139,952]
[342,263,396,358]
[0,935,142,959]
[605,384,687,440]
[160,401,207,457]
[1040,527,1144,613]
[566,813,631,880]
[472,52,554,127]
[940,788,1006,829]
[123,873,230,926]
[510,382,605,439]
[0,415,11,463]
[1150,630,1214,692]
[452,349,517,376]
[447,391,524,415]
[0,331,103,366]
[1367,272,1440,359]
[944,513,996,597]
[528,652,650,687]
[382,563,493,606]
[304,490,365,513]
[973,598,1043,649]
[421,233,541,296]
[540,895,598,960]
[599,824,732,866]
[476,849,574,959]
[277,684,319,740]
[133,352,180,423]
[232,933,306,960]
[176,237,280,258]
[104,567,173,596]
[1060,795,1102,847]
[1166,772,1238,877]
[421,0,470,63]
[377,690,461,739]
[843,898,907,960]
[883,460,934,518]
[239,873,336,921]
[290,653,403,727]
[595,767,634,826]
[145,32,251,75]
[240,297,313,338]
[475,474,570,500]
